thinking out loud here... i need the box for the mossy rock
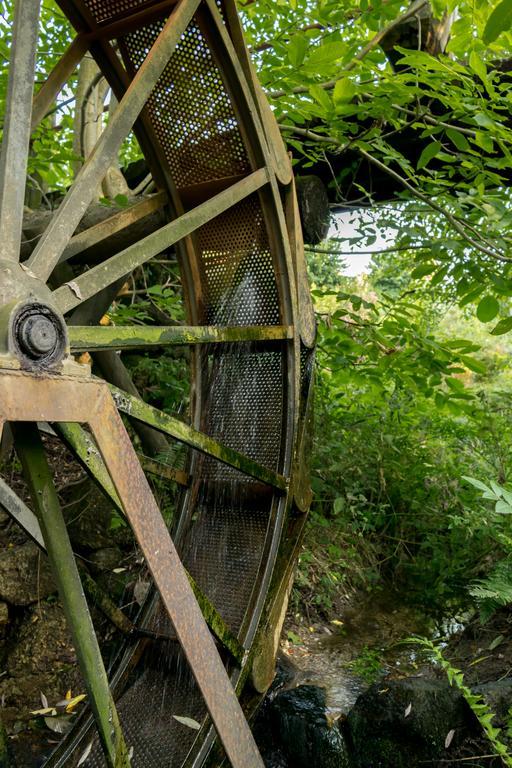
[345,678,476,768]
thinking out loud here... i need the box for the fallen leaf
[65,281,83,300]
[489,634,505,651]
[173,715,201,730]
[44,715,72,734]
[404,703,412,718]
[65,694,86,713]
[77,742,93,766]
[445,729,455,748]
[40,692,48,709]
[31,707,57,717]
[134,579,150,605]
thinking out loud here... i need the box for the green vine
[408,637,512,766]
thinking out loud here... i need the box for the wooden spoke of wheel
[137,455,190,487]
[31,34,90,131]
[109,385,289,492]
[0,0,41,261]
[0,475,45,548]
[58,191,168,265]
[54,421,122,507]
[26,0,201,282]
[52,168,269,313]
[54,422,189,502]
[0,476,137,636]
[68,323,293,352]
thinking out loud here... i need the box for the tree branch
[268,0,429,99]
[279,122,510,262]
[392,104,477,138]
[357,148,510,262]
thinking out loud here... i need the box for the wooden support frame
[68,322,293,351]
[110,384,288,491]
[31,34,90,131]
[0,369,264,768]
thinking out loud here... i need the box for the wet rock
[88,547,123,575]
[255,683,350,768]
[0,603,81,728]
[345,677,475,768]
[0,543,55,606]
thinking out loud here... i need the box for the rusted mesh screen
[83,0,152,24]
[122,17,250,187]
[51,5,289,767]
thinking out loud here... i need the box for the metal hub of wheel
[0,1,315,766]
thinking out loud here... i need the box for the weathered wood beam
[69,324,293,352]
[110,385,289,492]
[52,169,269,314]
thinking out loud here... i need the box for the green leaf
[333,78,356,104]
[495,499,512,515]
[309,84,332,112]
[288,34,309,67]
[469,50,487,83]
[430,265,449,286]
[417,141,441,170]
[490,316,512,335]
[460,355,486,374]
[476,295,499,323]
[306,42,346,68]
[459,285,485,307]
[411,263,436,278]
[483,0,512,44]
[462,476,491,493]
[114,194,129,207]
[446,128,470,152]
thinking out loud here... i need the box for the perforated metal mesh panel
[76,649,208,768]
[122,17,250,187]
[46,1,299,766]
[202,347,283,474]
[83,0,152,24]
[197,195,279,326]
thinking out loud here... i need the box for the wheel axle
[11,302,67,368]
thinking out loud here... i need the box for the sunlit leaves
[305,41,346,69]
[490,316,512,335]
[476,296,500,323]
[287,34,309,67]
[483,0,512,43]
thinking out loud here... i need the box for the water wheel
[0,1,315,766]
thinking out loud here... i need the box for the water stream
[281,592,468,719]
